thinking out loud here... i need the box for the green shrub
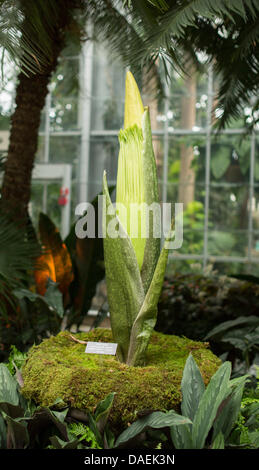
[156,273,259,371]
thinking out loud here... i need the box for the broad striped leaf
[181,354,205,421]
[212,375,249,441]
[103,172,145,362]
[140,109,160,294]
[95,392,116,434]
[211,431,225,449]
[205,316,259,340]
[192,361,231,449]
[115,410,192,448]
[0,365,19,406]
[170,423,193,449]
[126,232,170,366]
[5,415,29,449]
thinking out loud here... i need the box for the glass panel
[211,135,250,183]
[167,70,208,130]
[152,136,164,199]
[50,96,79,131]
[50,57,80,131]
[35,136,45,162]
[167,182,205,256]
[208,230,248,257]
[209,184,249,230]
[251,231,259,259]
[212,261,259,277]
[252,186,259,230]
[49,135,80,169]
[166,256,203,275]
[30,181,63,232]
[168,135,206,187]
[255,137,259,183]
[88,138,119,201]
[91,44,124,131]
[39,107,46,132]
[45,182,63,229]
[208,184,249,257]
[0,61,15,132]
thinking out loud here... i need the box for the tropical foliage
[125,0,259,128]
[156,273,259,373]
[1,350,257,449]
[115,355,251,449]
[0,204,105,360]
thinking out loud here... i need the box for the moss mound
[22,328,221,431]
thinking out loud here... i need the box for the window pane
[30,182,62,229]
[88,138,119,201]
[50,57,80,131]
[211,135,250,183]
[168,70,208,130]
[208,185,249,257]
[91,44,124,131]
[252,183,259,223]
[168,182,205,255]
[49,136,80,168]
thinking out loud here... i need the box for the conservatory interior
[0,0,258,452]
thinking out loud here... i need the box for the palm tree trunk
[1,1,76,223]
[1,66,56,221]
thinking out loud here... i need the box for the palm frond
[125,0,259,128]
[0,0,85,75]
[0,212,40,315]
[183,13,259,129]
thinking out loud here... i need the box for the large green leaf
[115,410,192,448]
[248,431,259,448]
[28,407,69,443]
[181,354,205,421]
[205,316,259,340]
[94,392,115,434]
[87,412,103,448]
[5,415,29,449]
[0,402,24,419]
[170,423,193,449]
[49,435,80,449]
[211,145,231,179]
[211,431,225,449]
[103,172,145,362]
[44,279,64,318]
[191,361,232,449]
[13,280,64,319]
[126,233,170,366]
[0,365,19,406]
[212,375,249,441]
[0,413,6,448]
[140,109,160,294]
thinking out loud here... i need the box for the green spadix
[116,71,157,270]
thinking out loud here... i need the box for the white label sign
[85,342,118,356]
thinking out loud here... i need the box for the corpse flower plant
[103,71,171,366]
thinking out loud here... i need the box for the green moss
[21,328,221,432]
